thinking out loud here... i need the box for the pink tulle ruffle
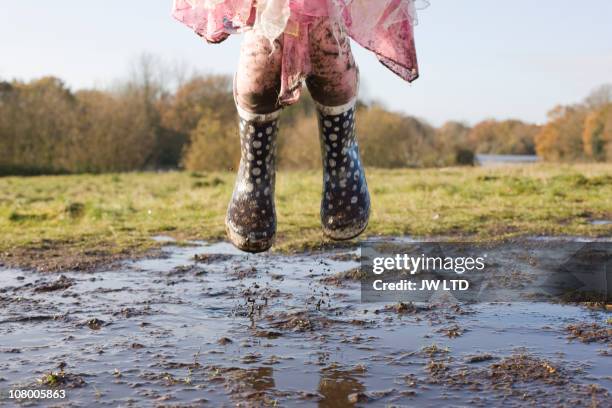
[173,0,423,103]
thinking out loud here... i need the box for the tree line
[536,85,612,162]
[1,60,610,175]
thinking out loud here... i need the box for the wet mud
[306,18,358,106]
[0,239,610,407]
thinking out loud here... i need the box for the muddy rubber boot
[316,99,370,240]
[225,108,280,253]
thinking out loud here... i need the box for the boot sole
[322,217,369,241]
[225,221,275,253]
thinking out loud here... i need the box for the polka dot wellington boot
[225,108,280,253]
[315,99,371,240]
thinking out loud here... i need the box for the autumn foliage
[1,64,609,175]
[535,85,612,162]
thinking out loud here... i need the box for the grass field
[1,164,611,271]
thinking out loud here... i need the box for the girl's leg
[235,31,283,114]
[307,19,370,240]
[306,18,359,107]
[226,32,283,253]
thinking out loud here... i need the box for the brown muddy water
[0,238,610,407]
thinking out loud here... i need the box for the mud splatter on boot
[316,99,370,240]
[225,108,280,253]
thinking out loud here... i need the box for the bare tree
[584,84,612,109]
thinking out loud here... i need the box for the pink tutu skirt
[173,0,422,103]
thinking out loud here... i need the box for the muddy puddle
[1,239,610,407]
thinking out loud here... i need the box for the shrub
[181,111,239,172]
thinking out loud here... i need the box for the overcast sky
[1,0,611,126]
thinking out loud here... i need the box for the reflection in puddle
[0,240,609,406]
[318,367,365,407]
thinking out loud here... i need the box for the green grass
[0,164,611,270]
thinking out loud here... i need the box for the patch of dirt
[319,267,366,286]
[465,353,496,364]
[253,330,283,339]
[82,318,108,330]
[488,354,565,386]
[0,241,161,273]
[437,324,465,338]
[328,253,360,262]
[488,270,535,289]
[421,344,450,357]
[231,266,259,280]
[169,264,206,276]
[566,322,611,344]
[0,315,65,324]
[380,302,432,315]
[33,275,74,293]
[268,311,340,333]
[207,366,282,406]
[39,365,86,389]
[217,337,233,345]
[193,253,235,264]
[112,307,153,319]
[426,360,450,377]
[421,353,612,405]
